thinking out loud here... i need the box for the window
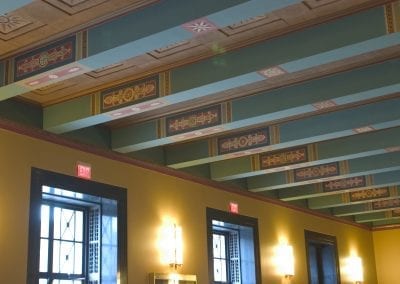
[305,230,340,284]
[27,168,127,284]
[206,208,261,284]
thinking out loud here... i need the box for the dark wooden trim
[206,207,261,284]
[0,118,370,231]
[26,167,128,284]
[304,230,341,284]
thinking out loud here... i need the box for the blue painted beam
[279,170,400,201]
[43,32,400,133]
[211,127,400,181]
[0,0,303,102]
[113,92,400,154]
[308,186,400,210]
[248,152,400,192]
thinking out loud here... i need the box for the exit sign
[76,162,91,179]
[229,202,239,214]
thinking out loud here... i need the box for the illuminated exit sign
[76,162,91,179]
[229,202,239,214]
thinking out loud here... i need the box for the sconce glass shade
[348,256,363,283]
[160,223,183,269]
[277,244,294,277]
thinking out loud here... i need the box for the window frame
[212,230,230,283]
[27,167,127,284]
[39,201,88,282]
[304,230,341,284]
[206,207,261,284]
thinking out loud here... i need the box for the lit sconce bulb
[347,256,363,283]
[276,243,294,278]
[160,223,183,270]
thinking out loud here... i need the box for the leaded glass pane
[39,239,49,272]
[60,208,75,241]
[213,234,225,258]
[75,211,83,242]
[214,259,227,282]
[74,243,83,274]
[41,205,50,238]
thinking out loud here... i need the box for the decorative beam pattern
[248,152,400,192]
[279,170,400,201]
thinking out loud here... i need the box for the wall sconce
[160,223,183,270]
[347,256,363,284]
[276,243,295,279]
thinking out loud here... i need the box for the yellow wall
[0,128,378,283]
[373,228,400,284]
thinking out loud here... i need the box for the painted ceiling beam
[211,126,400,181]
[308,186,400,210]
[278,170,400,201]
[333,198,400,216]
[41,7,392,133]
[0,0,32,14]
[112,81,400,154]
[163,60,400,168]
[248,151,400,192]
[372,218,400,227]
[0,0,302,102]
[42,31,399,134]
[355,211,400,223]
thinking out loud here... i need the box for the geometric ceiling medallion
[43,0,107,15]
[181,17,218,35]
[0,14,31,34]
[258,66,287,78]
[0,13,43,41]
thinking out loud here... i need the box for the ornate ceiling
[1,0,400,228]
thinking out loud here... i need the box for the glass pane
[53,240,60,273]
[39,279,48,284]
[41,205,50,238]
[74,243,83,274]
[39,239,49,272]
[54,207,61,239]
[75,211,83,242]
[60,208,75,241]
[213,234,225,258]
[214,259,227,282]
[59,241,74,274]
